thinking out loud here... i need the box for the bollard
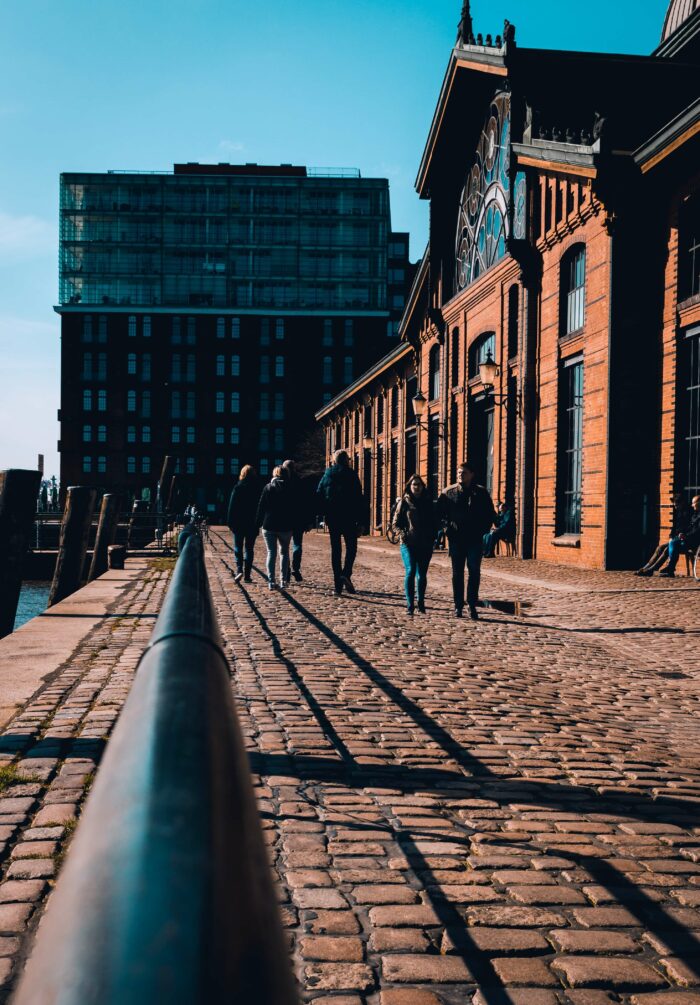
[108,544,126,570]
[48,486,97,607]
[88,494,119,582]
[0,469,42,639]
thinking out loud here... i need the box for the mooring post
[88,493,119,582]
[48,486,97,608]
[0,469,42,639]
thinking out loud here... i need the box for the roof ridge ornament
[457,0,473,45]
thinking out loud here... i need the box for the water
[13,582,51,631]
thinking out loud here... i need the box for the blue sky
[0,0,667,478]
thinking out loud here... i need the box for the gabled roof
[314,342,413,421]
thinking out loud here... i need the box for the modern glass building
[56,163,413,515]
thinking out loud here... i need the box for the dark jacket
[393,493,437,553]
[316,463,364,526]
[256,476,295,533]
[683,509,700,550]
[436,482,496,547]
[672,501,692,537]
[285,471,311,531]
[496,505,516,540]
[226,477,259,532]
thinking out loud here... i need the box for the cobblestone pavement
[208,528,700,1005]
[0,561,171,1000]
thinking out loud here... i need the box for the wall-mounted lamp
[411,390,447,439]
[362,434,373,451]
[477,350,520,414]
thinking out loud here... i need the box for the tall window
[141,354,151,381]
[681,329,700,498]
[561,245,586,335]
[171,425,181,444]
[96,353,107,380]
[82,424,92,442]
[274,393,284,419]
[343,357,353,384]
[231,317,240,339]
[185,354,196,382]
[215,392,224,413]
[405,375,417,427]
[81,352,93,380]
[260,355,270,383]
[142,391,151,417]
[231,355,240,377]
[127,425,136,443]
[216,427,225,444]
[557,358,584,535]
[171,317,181,344]
[377,394,384,435]
[508,285,519,358]
[230,427,240,445]
[127,456,136,474]
[275,318,285,341]
[97,315,107,342]
[216,457,224,475]
[82,456,92,474]
[390,386,399,427]
[216,355,225,376]
[97,390,107,411]
[97,456,106,474]
[143,316,151,338]
[82,316,93,342]
[172,392,182,418]
[428,344,440,401]
[322,356,332,385]
[322,320,333,346]
[344,320,354,347]
[451,328,460,387]
[186,317,196,344]
[127,353,137,376]
[216,317,225,339]
[128,315,137,337]
[171,354,182,381]
[142,425,151,443]
[97,424,106,443]
[260,393,270,420]
[274,355,284,378]
[231,392,240,413]
[428,414,440,498]
[469,332,496,378]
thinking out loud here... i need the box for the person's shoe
[234,570,243,583]
[417,602,426,614]
[282,579,291,589]
[292,570,303,582]
[341,575,356,594]
[469,605,479,621]
[659,569,675,577]
[407,605,415,616]
[634,569,652,577]
[454,607,463,618]
[268,580,277,591]
[334,580,343,595]
[243,573,252,583]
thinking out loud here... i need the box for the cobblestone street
[208,528,700,1005]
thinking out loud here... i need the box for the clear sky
[0,0,668,479]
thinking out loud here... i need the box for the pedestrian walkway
[207,528,700,1005]
[0,559,172,1000]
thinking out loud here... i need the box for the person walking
[392,474,437,615]
[226,464,259,583]
[282,458,308,582]
[437,461,495,620]
[256,466,294,590]
[659,494,700,577]
[317,449,365,595]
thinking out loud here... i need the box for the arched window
[561,244,586,335]
[469,332,496,379]
[428,345,441,401]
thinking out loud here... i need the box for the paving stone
[548,929,640,953]
[380,992,444,1005]
[300,936,364,962]
[491,957,559,986]
[472,991,559,1005]
[552,956,668,990]
[304,963,374,992]
[381,954,472,983]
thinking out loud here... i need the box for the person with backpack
[256,466,295,590]
[436,461,495,620]
[226,464,260,583]
[316,450,365,595]
[392,474,437,615]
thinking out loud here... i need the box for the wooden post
[48,486,96,608]
[157,456,175,512]
[88,494,119,582]
[0,469,42,639]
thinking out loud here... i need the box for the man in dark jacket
[226,465,259,583]
[317,450,364,595]
[660,494,700,577]
[282,459,308,582]
[436,461,496,620]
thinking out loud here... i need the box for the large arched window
[561,244,586,335]
[428,345,441,401]
[468,332,496,379]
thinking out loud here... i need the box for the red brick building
[317,0,700,570]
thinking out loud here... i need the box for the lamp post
[411,390,447,439]
[477,350,519,413]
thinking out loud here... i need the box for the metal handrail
[14,532,298,1005]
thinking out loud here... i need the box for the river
[13,582,51,631]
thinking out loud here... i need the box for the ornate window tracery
[455,92,514,291]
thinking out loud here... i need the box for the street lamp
[478,350,500,390]
[412,390,427,420]
[362,433,373,451]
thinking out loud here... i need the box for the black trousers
[292,528,304,573]
[232,530,257,574]
[327,522,358,587]
[449,540,484,610]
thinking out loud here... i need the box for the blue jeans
[263,530,292,584]
[292,529,304,573]
[400,543,431,609]
[232,529,256,575]
[667,536,683,572]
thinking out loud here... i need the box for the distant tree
[292,426,326,479]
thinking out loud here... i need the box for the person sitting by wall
[635,493,691,577]
[659,494,700,578]
[483,500,516,558]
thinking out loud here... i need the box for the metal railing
[14,531,298,1005]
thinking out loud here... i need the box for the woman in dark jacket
[226,465,259,583]
[256,466,295,590]
[392,474,437,615]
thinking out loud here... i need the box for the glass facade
[59,166,391,311]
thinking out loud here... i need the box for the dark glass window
[681,193,700,300]
[427,414,440,498]
[561,245,586,335]
[508,285,519,358]
[469,332,496,378]
[390,386,399,427]
[557,358,584,535]
[428,345,440,401]
[406,374,417,427]
[375,443,384,528]
[681,329,700,498]
[450,401,459,484]
[377,394,384,435]
[451,328,460,387]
